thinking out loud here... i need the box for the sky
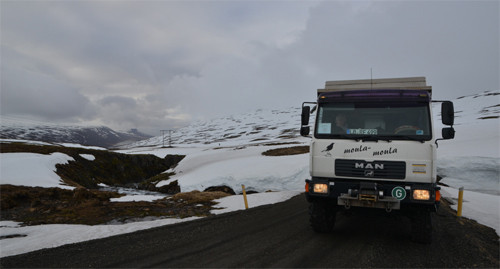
[1,0,498,135]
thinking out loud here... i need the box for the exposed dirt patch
[204,185,236,195]
[262,145,309,156]
[172,190,231,204]
[261,142,301,146]
[0,185,226,226]
[478,115,499,120]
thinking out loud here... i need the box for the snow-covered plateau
[1,91,498,258]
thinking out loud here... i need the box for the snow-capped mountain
[0,117,152,148]
[2,90,498,149]
[124,107,305,148]
[125,90,499,149]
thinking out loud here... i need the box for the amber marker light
[435,190,441,201]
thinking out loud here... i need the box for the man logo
[355,162,384,170]
[364,170,375,177]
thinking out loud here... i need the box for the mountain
[122,107,304,149]
[123,90,499,149]
[0,117,152,148]
[2,90,498,149]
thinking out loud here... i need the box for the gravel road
[1,194,498,268]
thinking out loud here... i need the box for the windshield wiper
[361,136,392,142]
[335,135,392,142]
[337,134,362,141]
[395,136,426,143]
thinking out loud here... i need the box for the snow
[156,146,309,193]
[212,191,301,214]
[110,195,164,202]
[436,121,499,158]
[441,186,500,235]
[57,143,106,151]
[0,91,498,258]
[438,156,499,195]
[0,139,53,146]
[102,187,168,202]
[79,154,95,161]
[0,153,75,189]
[0,217,200,258]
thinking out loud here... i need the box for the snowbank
[438,156,499,195]
[212,191,301,214]
[157,146,309,193]
[0,153,74,189]
[441,186,500,235]
[0,217,200,258]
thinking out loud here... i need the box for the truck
[300,77,455,243]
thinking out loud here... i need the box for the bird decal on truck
[322,143,334,157]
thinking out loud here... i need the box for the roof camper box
[318,77,432,95]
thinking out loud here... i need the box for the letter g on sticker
[392,186,406,200]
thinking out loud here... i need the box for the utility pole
[160,130,173,148]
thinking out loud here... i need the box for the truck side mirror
[441,101,454,126]
[300,126,310,136]
[301,106,311,126]
[442,127,455,139]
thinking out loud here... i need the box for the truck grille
[335,159,406,179]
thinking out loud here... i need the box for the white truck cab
[301,77,455,243]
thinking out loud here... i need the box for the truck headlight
[313,183,328,194]
[413,189,430,200]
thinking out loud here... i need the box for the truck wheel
[411,209,432,244]
[309,201,336,233]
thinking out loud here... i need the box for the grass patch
[0,185,232,225]
[172,190,231,204]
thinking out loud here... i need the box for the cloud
[287,1,499,99]
[0,47,95,121]
[1,1,497,134]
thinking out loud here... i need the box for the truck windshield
[314,102,432,141]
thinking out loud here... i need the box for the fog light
[413,189,430,200]
[313,183,328,194]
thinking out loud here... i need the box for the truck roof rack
[318,77,432,93]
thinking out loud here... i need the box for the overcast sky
[1,1,498,135]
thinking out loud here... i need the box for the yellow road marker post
[242,185,249,209]
[457,187,464,217]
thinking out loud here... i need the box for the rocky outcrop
[204,185,236,195]
[0,142,185,190]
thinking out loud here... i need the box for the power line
[160,129,173,148]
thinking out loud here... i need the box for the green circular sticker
[392,187,406,200]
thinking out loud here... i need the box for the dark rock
[244,190,259,195]
[204,185,236,195]
[157,180,181,194]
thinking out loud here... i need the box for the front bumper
[305,177,440,211]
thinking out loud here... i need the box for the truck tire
[411,209,433,244]
[309,201,336,233]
